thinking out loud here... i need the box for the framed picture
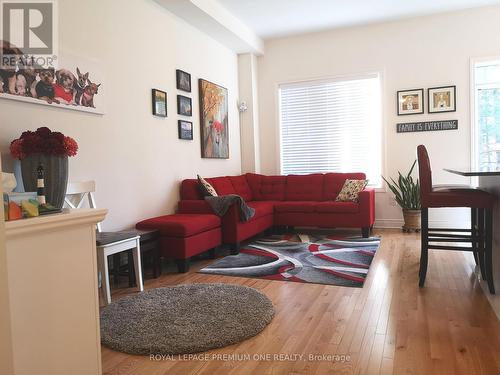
[428,86,456,113]
[152,89,167,117]
[177,95,192,116]
[397,89,424,115]
[199,79,229,159]
[176,69,191,92]
[178,120,193,140]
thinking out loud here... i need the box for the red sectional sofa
[178,173,375,253]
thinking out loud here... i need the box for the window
[279,74,382,187]
[473,59,500,171]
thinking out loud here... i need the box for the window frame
[470,56,500,185]
[276,71,385,190]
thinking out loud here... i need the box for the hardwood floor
[101,229,500,375]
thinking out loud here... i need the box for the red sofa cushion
[322,173,366,200]
[177,200,213,214]
[207,177,236,196]
[285,174,324,201]
[136,214,220,237]
[274,201,316,213]
[180,179,202,200]
[246,173,286,201]
[247,201,275,218]
[180,176,252,200]
[229,175,253,201]
[315,201,359,214]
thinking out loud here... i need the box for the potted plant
[382,160,421,232]
[10,127,78,209]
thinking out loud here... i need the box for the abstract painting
[199,79,229,158]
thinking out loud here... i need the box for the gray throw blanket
[204,194,255,222]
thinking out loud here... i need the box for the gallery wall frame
[397,88,424,115]
[176,69,191,93]
[152,89,167,117]
[177,95,192,116]
[428,85,456,113]
[178,120,193,140]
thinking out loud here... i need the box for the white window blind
[279,74,382,186]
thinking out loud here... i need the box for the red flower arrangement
[10,127,78,159]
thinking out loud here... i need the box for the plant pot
[402,209,421,232]
[21,154,68,209]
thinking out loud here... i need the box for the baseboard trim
[374,218,469,229]
[374,219,403,229]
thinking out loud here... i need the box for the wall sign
[396,120,458,133]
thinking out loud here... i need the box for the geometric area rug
[199,232,381,288]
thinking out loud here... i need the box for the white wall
[257,5,500,227]
[0,0,241,230]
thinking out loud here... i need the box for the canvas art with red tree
[199,79,229,158]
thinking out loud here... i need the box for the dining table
[444,168,500,318]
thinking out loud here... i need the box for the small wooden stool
[111,229,161,286]
[96,232,143,306]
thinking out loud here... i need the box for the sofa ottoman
[136,214,221,273]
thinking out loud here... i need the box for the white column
[238,53,261,173]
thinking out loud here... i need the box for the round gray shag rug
[100,283,274,355]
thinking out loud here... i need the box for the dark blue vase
[21,154,68,209]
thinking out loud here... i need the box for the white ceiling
[218,0,500,39]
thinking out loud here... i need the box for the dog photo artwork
[397,88,424,115]
[0,41,103,114]
[428,86,456,113]
[199,79,229,159]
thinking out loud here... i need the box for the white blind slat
[279,75,382,186]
